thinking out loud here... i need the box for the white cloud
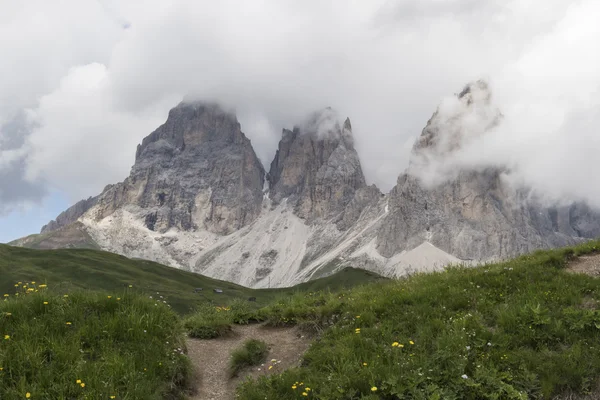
[24,63,175,202]
[1,0,600,212]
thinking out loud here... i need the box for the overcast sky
[1,0,600,242]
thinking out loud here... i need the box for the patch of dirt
[186,324,312,400]
[567,254,600,277]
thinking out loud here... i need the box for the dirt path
[567,253,600,277]
[186,324,312,400]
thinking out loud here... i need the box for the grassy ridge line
[234,240,600,399]
[0,244,386,314]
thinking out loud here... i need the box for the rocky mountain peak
[135,101,245,162]
[411,80,501,171]
[378,80,600,262]
[267,108,371,222]
[43,100,265,236]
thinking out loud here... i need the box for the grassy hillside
[0,289,191,399]
[231,240,600,399]
[0,245,385,314]
[11,239,600,398]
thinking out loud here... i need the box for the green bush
[230,339,268,377]
[184,300,260,338]
[0,284,191,400]
[183,303,233,339]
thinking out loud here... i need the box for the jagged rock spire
[268,108,370,222]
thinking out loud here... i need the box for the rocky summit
[267,108,377,227]
[13,82,600,287]
[40,102,265,235]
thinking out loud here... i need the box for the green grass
[184,298,265,339]
[236,240,600,399]
[13,239,600,398]
[0,286,191,400]
[230,339,269,378]
[0,245,385,315]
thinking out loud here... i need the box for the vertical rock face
[267,108,377,224]
[44,102,266,235]
[377,81,600,260]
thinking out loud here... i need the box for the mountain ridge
[14,81,600,287]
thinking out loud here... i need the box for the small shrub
[229,339,268,377]
[229,299,260,324]
[184,304,232,339]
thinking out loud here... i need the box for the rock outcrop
[41,196,99,233]
[267,108,379,226]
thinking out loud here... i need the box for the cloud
[408,0,600,205]
[2,0,600,216]
[23,63,175,202]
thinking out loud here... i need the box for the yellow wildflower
[31,281,35,284]
[26,393,31,398]
[392,342,399,347]
[268,366,273,370]
[306,387,311,391]
[39,284,47,288]
[3,294,8,297]
[76,379,81,384]
[43,302,48,305]
[80,383,85,388]
[292,385,297,389]
[4,335,9,340]
[363,362,367,366]
[110,397,116,399]
[302,392,308,397]
[107,296,112,299]
[66,322,72,325]
[409,340,415,345]
[371,387,378,392]
[5,313,11,316]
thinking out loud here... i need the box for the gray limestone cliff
[267,108,380,226]
[43,102,266,235]
[377,81,600,260]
